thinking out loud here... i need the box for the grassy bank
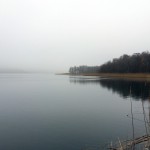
[57,73,150,79]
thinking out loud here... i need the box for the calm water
[0,74,149,150]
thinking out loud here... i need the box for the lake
[0,74,149,150]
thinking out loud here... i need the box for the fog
[0,0,150,72]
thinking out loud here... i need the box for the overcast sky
[0,0,150,72]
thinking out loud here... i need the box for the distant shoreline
[57,73,150,79]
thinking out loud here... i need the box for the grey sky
[0,0,150,72]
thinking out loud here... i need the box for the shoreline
[57,73,150,79]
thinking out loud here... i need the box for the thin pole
[142,101,148,136]
[130,86,135,150]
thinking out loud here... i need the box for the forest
[69,51,150,74]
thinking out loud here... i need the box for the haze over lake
[1,0,150,72]
[0,73,148,150]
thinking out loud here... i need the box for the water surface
[0,74,149,150]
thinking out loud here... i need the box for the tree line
[69,66,100,74]
[69,51,150,74]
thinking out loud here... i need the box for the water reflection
[69,77,150,100]
[69,76,101,85]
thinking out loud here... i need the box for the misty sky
[0,0,150,72]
